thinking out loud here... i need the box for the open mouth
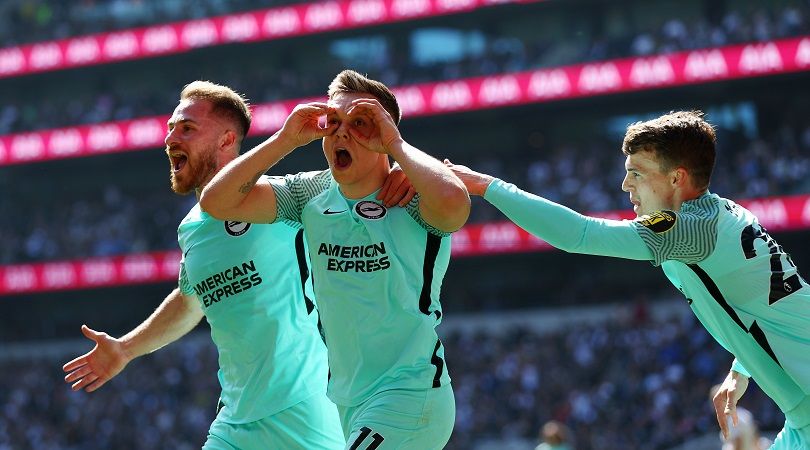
[170,152,188,173]
[334,148,352,169]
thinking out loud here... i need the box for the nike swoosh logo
[323,209,347,215]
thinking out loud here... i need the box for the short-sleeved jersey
[177,201,328,424]
[271,170,452,406]
[631,193,810,428]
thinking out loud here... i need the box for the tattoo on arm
[238,171,264,194]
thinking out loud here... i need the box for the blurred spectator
[535,420,573,450]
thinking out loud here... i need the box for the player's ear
[220,129,237,151]
[672,167,687,187]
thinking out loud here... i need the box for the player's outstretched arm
[712,369,750,440]
[62,288,203,392]
[201,102,337,222]
[347,98,469,232]
[445,159,652,260]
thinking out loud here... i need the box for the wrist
[475,176,496,197]
[271,130,298,151]
[119,336,141,362]
[384,138,406,157]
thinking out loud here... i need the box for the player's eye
[353,118,365,127]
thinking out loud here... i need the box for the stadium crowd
[0,311,781,450]
[1,0,809,134]
[3,1,807,449]
[4,118,809,265]
[0,0,313,46]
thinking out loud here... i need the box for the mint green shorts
[339,385,455,450]
[770,423,810,450]
[204,392,344,450]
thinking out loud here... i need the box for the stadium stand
[2,0,810,134]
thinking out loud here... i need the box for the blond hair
[180,81,252,142]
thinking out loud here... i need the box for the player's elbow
[198,187,231,220]
[432,183,471,232]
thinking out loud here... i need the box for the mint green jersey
[632,193,810,429]
[483,181,810,428]
[178,202,328,424]
[271,170,452,406]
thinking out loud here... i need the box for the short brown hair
[327,70,401,125]
[622,110,716,190]
[180,81,252,142]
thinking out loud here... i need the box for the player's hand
[378,163,416,207]
[62,325,131,393]
[346,99,402,155]
[712,370,749,440]
[443,159,495,197]
[278,102,337,148]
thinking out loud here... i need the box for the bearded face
[164,99,227,196]
[167,141,218,195]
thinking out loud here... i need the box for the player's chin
[170,176,195,195]
[329,168,352,185]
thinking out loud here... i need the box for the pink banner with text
[2,36,809,166]
[2,194,809,295]
[0,0,539,79]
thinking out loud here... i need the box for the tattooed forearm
[238,171,264,194]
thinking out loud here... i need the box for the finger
[724,395,738,427]
[63,355,88,372]
[387,179,410,207]
[731,404,739,427]
[81,324,102,341]
[85,377,108,393]
[377,173,394,203]
[297,102,331,113]
[716,407,729,440]
[349,98,390,120]
[348,102,393,125]
[348,127,370,143]
[65,365,93,383]
[399,187,416,207]
[71,373,99,392]
[381,176,405,206]
[713,394,729,439]
[316,122,338,137]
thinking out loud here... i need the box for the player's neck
[195,154,237,201]
[338,164,389,200]
[673,189,708,211]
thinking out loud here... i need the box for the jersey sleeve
[404,194,451,237]
[483,179,653,260]
[630,206,718,267]
[268,170,331,224]
[731,358,752,378]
